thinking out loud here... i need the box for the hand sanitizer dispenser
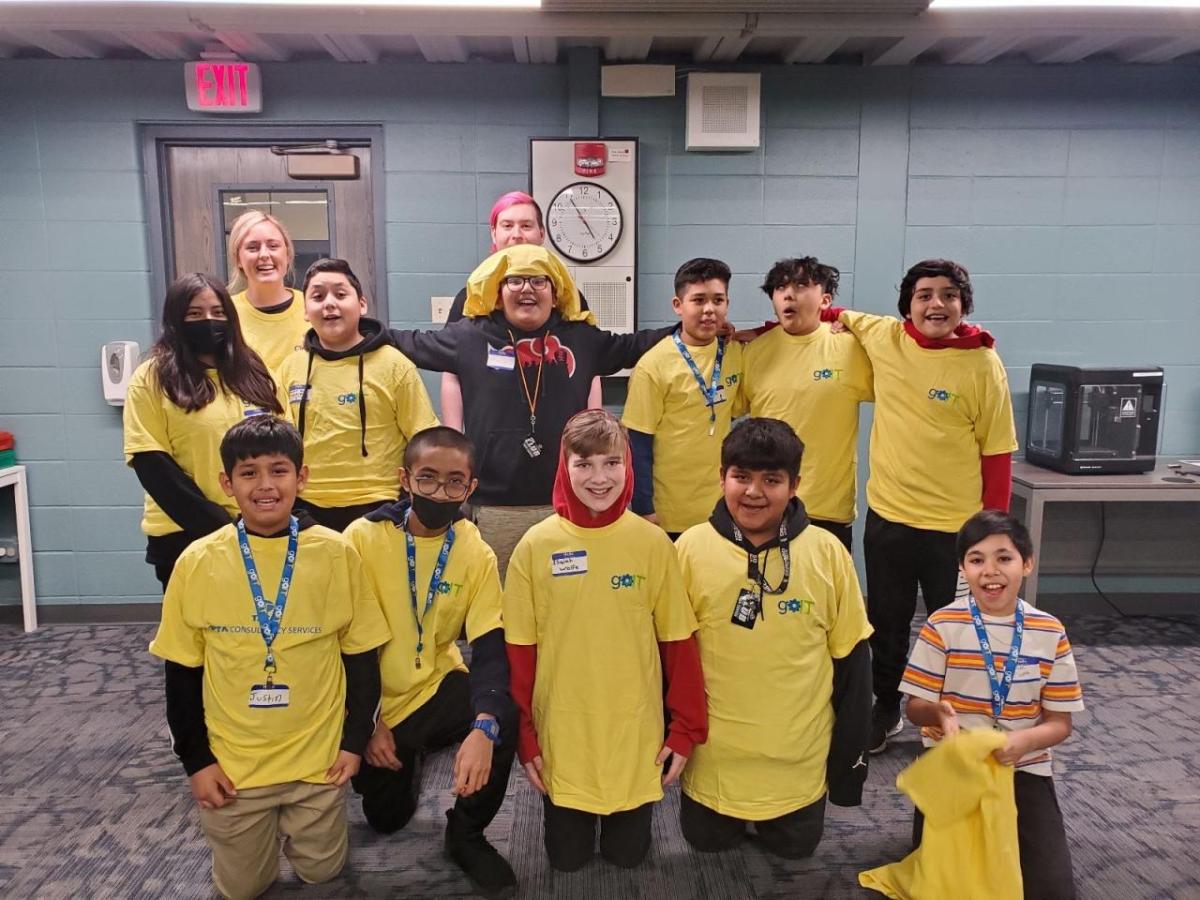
[101,341,140,406]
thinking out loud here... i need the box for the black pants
[864,508,959,709]
[295,498,387,533]
[145,532,197,592]
[913,771,1076,900]
[680,792,826,859]
[541,798,654,871]
[811,518,853,553]
[351,670,517,843]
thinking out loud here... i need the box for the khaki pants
[472,504,554,579]
[198,781,348,900]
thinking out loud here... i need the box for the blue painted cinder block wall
[0,59,1197,608]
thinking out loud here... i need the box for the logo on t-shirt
[610,573,647,590]
[337,392,358,406]
[928,387,962,403]
[777,597,815,615]
[507,335,577,378]
[813,368,843,382]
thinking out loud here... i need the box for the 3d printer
[1025,365,1164,475]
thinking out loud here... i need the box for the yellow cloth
[860,729,1021,899]
[463,244,595,325]
[740,324,874,524]
[503,511,698,814]
[840,311,1018,533]
[345,516,502,728]
[149,524,390,789]
[123,360,272,537]
[676,522,872,819]
[277,346,439,507]
[621,336,744,533]
[232,288,308,372]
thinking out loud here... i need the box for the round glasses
[503,275,551,291]
[411,474,471,501]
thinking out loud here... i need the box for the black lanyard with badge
[238,516,298,709]
[508,328,545,458]
[672,332,726,436]
[730,519,790,629]
[405,511,455,670]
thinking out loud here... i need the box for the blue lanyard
[672,332,725,426]
[966,594,1024,723]
[237,515,298,677]
[405,513,455,670]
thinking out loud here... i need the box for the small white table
[0,465,37,632]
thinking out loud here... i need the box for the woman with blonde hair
[226,209,308,370]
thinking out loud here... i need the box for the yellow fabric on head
[463,244,595,325]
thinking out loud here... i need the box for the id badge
[523,435,543,458]
[730,589,759,630]
[249,683,290,708]
[710,386,727,405]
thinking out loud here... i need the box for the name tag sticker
[486,345,516,371]
[288,384,308,404]
[551,550,588,577]
[249,683,290,708]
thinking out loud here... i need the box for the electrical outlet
[431,296,454,324]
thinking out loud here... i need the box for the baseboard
[0,603,162,625]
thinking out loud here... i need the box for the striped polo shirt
[901,597,1084,776]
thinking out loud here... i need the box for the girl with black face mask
[123,273,283,590]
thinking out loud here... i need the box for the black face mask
[182,320,229,356]
[410,494,461,531]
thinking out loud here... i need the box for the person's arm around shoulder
[387,320,466,373]
[591,323,676,375]
[621,358,665,523]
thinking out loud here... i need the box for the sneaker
[445,832,517,900]
[869,704,903,755]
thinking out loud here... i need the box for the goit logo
[927,388,961,403]
[611,573,647,590]
[436,580,464,597]
[725,373,739,385]
[337,392,358,405]
[778,598,815,615]
[813,368,843,382]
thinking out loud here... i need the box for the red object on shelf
[0,431,12,451]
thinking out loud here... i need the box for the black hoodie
[391,312,672,506]
[296,317,393,459]
[707,496,873,807]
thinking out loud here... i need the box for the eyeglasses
[503,275,551,291]
[411,474,471,501]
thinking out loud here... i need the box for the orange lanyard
[507,329,545,434]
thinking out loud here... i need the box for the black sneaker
[869,704,903,755]
[445,832,517,900]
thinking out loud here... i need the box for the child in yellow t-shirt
[675,418,873,858]
[149,415,389,900]
[277,258,439,532]
[740,257,872,551]
[503,410,707,871]
[817,259,1019,755]
[344,427,518,897]
[622,257,743,539]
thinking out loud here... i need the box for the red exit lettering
[195,62,250,108]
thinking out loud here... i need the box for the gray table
[1010,460,1200,607]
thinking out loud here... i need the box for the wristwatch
[472,717,501,744]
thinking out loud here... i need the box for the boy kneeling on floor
[674,417,873,857]
[150,415,389,900]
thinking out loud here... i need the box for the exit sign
[185,61,262,113]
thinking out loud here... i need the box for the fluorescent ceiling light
[0,0,540,6]
[932,0,1200,7]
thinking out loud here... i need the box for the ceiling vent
[685,72,761,151]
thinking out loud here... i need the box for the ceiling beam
[315,32,377,63]
[1028,34,1123,64]
[528,35,558,64]
[1120,36,1200,64]
[115,30,192,60]
[782,35,845,64]
[943,33,1026,64]
[604,35,652,61]
[869,34,940,65]
[694,33,753,63]
[5,28,102,58]
[213,31,289,62]
[413,35,469,63]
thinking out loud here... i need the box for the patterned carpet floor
[1,614,1198,899]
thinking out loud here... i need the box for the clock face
[546,182,623,264]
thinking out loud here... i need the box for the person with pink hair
[439,191,601,429]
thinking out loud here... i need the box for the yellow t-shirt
[232,288,308,373]
[277,346,440,507]
[149,523,390,789]
[123,359,274,537]
[621,336,744,534]
[840,311,1018,533]
[503,512,698,815]
[741,325,873,524]
[345,515,502,728]
[676,520,872,819]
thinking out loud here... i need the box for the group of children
[133,233,1085,899]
